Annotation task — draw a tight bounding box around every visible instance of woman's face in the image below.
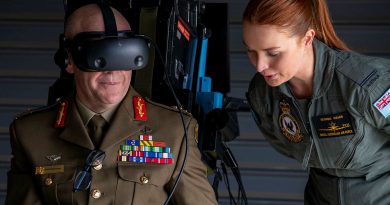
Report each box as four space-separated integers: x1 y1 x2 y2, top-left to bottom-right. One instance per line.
242 21 312 87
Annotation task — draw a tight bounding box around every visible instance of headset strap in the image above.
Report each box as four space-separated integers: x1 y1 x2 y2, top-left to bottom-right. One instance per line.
133 7 158 98
97 1 117 36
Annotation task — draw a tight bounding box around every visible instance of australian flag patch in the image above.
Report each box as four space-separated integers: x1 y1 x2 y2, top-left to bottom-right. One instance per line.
374 87 390 118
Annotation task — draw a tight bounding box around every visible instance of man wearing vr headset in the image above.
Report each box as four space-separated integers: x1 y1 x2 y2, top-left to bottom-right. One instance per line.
6 3 217 205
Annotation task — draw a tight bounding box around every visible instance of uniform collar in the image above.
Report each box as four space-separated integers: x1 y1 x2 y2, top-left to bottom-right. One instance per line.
58 86 146 150
99 87 146 150
75 98 119 126
310 38 337 99
277 39 337 99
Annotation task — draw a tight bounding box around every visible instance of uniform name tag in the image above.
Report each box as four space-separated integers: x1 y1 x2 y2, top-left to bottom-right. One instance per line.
35 165 64 175
313 112 355 138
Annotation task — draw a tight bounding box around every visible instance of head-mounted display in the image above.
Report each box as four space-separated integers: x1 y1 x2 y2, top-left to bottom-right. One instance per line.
67 31 150 71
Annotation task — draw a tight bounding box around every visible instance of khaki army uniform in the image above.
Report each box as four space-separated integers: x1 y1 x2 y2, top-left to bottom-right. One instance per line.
6 87 218 205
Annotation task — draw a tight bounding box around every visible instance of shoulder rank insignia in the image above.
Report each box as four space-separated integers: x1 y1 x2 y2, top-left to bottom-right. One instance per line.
133 96 148 121
278 101 303 143
54 100 69 128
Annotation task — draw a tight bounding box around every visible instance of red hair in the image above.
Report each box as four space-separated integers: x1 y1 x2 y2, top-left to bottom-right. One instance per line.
243 0 349 50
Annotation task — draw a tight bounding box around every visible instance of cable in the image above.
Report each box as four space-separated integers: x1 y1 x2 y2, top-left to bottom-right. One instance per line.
139 35 189 205
221 162 237 205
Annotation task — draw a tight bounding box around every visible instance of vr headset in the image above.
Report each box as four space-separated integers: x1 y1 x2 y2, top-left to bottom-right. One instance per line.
55 1 150 72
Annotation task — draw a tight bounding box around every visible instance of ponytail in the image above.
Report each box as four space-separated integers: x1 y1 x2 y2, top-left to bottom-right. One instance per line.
312 0 349 50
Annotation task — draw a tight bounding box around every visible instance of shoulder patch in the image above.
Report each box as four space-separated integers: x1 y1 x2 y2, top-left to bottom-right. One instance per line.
373 87 390 118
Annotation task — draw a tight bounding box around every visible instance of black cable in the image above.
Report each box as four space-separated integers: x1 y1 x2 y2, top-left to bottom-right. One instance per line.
212 167 222 201
221 162 237 205
232 167 248 205
139 35 189 205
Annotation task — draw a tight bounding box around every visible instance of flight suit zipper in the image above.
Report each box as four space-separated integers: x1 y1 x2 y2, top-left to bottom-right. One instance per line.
335 129 363 168
289 98 313 170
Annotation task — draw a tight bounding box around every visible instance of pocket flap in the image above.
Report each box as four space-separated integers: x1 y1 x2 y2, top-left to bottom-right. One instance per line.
117 163 172 186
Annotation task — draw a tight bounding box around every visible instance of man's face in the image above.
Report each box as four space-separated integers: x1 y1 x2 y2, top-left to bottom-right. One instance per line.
72 69 132 112
65 5 133 112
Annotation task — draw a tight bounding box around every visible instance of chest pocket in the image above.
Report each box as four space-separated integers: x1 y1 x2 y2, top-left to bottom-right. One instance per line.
312 110 364 168
115 162 174 204
117 162 172 186
37 164 78 205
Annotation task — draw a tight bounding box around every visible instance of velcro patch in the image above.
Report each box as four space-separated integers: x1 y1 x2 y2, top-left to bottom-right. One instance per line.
313 112 355 138
374 87 390 118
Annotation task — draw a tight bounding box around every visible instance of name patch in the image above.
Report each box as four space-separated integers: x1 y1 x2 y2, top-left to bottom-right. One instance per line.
313 112 355 138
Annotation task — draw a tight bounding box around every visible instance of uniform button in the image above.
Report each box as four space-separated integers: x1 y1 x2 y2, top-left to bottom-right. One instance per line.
91 189 102 199
140 176 149 184
93 163 103 170
92 159 103 166
45 177 53 186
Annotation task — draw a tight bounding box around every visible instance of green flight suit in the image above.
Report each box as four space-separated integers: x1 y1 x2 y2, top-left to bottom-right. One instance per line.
247 39 390 205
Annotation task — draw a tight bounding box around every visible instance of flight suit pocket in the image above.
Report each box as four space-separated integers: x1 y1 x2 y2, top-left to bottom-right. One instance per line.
313 111 363 168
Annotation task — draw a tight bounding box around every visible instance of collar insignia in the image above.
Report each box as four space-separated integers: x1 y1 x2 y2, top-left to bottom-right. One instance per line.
54 100 69 128
133 96 147 121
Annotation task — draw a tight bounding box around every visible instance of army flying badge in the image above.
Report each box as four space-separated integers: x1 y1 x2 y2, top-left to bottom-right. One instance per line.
278 101 303 143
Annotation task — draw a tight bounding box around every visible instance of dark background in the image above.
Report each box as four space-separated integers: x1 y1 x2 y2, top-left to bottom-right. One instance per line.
1 0 389 204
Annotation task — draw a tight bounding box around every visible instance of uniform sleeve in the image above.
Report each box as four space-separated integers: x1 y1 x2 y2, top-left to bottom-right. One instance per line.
5 121 43 205
169 117 218 205
362 83 390 136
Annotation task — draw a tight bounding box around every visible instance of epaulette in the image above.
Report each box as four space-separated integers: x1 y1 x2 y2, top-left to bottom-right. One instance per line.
15 102 59 120
336 53 382 90
143 97 193 117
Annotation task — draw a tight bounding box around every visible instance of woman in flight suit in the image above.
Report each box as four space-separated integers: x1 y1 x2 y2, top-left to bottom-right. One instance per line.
243 0 390 204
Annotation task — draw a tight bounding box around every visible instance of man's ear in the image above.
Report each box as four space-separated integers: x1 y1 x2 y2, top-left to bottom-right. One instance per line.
65 53 75 74
303 28 316 47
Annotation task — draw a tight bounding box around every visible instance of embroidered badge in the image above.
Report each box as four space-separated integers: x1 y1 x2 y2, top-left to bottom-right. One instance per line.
278 101 303 143
133 96 148 121
374 87 390 118
54 100 69 128
46 154 61 162
313 112 355 138
117 135 173 164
